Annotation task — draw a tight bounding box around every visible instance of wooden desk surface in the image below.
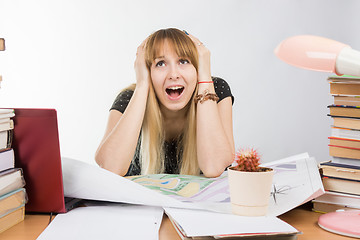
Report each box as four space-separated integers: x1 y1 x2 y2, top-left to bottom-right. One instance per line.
0 208 355 240
279 208 353 240
0 214 54 240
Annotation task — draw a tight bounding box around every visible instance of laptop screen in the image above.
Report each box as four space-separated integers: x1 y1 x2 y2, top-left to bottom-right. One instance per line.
12 108 66 213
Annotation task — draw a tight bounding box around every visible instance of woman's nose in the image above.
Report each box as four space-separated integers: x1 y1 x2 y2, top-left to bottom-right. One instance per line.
168 65 180 80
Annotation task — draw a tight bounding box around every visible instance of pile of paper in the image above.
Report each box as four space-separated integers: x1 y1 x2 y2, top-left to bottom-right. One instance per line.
38 153 324 239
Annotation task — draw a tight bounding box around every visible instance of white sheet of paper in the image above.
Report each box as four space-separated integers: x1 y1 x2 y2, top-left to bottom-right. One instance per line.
62 157 203 210
37 204 164 240
262 153 324 216
164 207 298 237
62 152 324 217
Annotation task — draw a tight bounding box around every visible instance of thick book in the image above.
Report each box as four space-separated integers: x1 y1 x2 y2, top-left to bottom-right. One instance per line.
312 191 360 209
331 126 360 140
0 188 27 217
0 120 13 132
322 176 360 196
332 157 360 167
0 149 15 172
320 161 360 181
330 82 360 96
0 109 15 119
0 168 26 196
0 130 13 151
329 136 360 149
328 75 360 82
0 206 25 234
0 117 12 124
329 144 360 160
332 117 360 130
334 95 360 106
312 201 358 213
328 105 360 118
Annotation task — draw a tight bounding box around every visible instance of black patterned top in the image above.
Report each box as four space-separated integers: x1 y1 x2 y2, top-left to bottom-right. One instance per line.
110 77 234 176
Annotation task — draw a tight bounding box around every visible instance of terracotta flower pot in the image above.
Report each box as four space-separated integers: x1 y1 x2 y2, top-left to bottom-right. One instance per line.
228 166 274 216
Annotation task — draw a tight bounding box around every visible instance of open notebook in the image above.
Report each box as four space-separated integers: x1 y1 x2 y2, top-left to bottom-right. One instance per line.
11 108 82 213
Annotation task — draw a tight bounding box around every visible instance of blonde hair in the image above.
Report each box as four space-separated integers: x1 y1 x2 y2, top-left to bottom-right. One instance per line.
139 28 200 175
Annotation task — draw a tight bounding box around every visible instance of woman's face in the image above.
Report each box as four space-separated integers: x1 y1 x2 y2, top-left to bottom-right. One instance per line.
150 39 197 113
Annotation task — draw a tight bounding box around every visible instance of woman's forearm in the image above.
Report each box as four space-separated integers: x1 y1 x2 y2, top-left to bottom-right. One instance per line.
196 83 235 177
95 83 149 176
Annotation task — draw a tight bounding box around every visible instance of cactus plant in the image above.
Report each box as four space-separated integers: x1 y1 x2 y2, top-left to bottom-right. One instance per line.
232 148 262 172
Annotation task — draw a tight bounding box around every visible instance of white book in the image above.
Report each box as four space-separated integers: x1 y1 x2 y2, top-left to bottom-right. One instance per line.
0 120 14 132
332 157 360 167
0 149 15 172
0 131 9 150
313 191 360 209
0 118 11 124
0 109 14 114
0 168 26 197
331 127 360 140
0 109 14 119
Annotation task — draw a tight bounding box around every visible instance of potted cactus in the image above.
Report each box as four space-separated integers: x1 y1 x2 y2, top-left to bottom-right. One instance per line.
228 148 274 216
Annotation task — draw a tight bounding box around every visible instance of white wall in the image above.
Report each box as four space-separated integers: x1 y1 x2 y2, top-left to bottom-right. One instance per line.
1 0 359 165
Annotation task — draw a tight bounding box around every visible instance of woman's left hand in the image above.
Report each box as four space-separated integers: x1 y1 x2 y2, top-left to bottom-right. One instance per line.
186 32 212 82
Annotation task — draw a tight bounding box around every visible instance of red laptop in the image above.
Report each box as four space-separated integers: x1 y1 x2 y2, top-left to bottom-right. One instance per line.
10 108 82 213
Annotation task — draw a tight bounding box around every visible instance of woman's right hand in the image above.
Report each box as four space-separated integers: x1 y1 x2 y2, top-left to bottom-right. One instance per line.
134 39 150 89
96 39 151 176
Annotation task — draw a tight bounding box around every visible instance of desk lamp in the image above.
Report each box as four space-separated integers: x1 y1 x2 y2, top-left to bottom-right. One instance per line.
274 35 360 238
274 35 360 77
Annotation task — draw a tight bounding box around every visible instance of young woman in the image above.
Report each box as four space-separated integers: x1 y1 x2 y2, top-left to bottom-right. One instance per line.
95 28 234 177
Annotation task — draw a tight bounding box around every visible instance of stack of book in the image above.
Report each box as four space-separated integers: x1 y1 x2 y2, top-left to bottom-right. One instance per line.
312 75 360 213
0 109 27 233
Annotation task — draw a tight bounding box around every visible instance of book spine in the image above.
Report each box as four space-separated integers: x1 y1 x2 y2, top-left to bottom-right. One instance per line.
0 207 25 234
330 82 360 95
321 161 360 170
329 145 360 160
0 38 4 51
322 177 360 196
331 127 360 140
328 144 360 151
321 167 360 181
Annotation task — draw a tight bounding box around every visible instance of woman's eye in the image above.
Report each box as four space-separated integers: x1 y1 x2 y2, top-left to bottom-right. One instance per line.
155 61 165 67
179 59 189 65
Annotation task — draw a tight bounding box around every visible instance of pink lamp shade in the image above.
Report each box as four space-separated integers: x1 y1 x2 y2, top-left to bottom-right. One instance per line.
274 35 360 77
318 210 360 238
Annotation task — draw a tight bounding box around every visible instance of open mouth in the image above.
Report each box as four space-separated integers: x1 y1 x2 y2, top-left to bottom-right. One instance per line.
165 86 184 99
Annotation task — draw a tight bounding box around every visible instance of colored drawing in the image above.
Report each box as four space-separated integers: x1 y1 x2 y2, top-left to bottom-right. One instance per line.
126 174 229 202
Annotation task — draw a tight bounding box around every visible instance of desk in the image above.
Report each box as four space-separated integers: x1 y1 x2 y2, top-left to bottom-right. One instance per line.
0 214 55 240
0 208 354 240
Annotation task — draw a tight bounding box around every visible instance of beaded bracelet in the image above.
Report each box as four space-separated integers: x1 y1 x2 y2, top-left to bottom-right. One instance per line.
194 89 219 104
